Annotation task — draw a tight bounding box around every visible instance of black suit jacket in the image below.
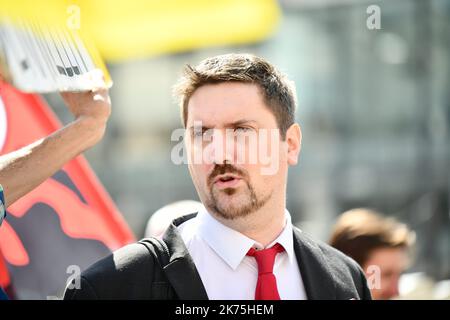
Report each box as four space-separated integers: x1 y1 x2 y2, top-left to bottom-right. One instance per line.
64 213 371 300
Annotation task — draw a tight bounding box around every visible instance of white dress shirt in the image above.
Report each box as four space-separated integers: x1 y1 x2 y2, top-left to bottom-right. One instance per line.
177 206 307 300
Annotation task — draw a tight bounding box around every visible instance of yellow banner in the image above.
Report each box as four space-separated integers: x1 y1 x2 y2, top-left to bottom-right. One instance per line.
1 0 281 62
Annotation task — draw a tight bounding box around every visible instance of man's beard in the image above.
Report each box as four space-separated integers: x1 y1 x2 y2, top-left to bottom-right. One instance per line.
205 163 271 220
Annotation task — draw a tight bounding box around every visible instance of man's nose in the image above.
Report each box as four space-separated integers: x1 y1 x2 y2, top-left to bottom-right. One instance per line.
210 129 234 164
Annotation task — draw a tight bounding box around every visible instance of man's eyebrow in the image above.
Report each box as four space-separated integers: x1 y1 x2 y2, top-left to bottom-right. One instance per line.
187 119 257 131
188 124 212 131
223 119 257 127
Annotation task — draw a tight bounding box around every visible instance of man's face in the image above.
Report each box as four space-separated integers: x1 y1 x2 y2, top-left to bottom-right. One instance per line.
184 82 300 220
363 247 410 300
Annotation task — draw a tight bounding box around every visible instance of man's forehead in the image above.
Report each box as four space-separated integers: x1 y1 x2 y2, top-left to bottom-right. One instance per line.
187 83 271 127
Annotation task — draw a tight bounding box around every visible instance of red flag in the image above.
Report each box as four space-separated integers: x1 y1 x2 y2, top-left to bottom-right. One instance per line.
0 81 135 299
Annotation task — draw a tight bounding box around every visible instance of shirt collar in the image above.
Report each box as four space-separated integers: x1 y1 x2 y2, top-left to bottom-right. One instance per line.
195 206 296 270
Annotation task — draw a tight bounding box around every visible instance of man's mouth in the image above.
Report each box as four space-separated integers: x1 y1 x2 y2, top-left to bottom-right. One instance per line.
213 173 242 189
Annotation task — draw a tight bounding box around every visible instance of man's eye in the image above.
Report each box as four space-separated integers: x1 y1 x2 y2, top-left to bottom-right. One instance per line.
192 129 207 138
192 129 213 141
234 127 251 134
193 130 203 137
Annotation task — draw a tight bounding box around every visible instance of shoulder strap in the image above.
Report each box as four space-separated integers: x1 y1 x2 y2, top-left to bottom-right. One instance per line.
138 237 175 299
139 237 170 267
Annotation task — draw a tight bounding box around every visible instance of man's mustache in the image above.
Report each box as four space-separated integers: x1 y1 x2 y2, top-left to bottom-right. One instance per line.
207 163 248 187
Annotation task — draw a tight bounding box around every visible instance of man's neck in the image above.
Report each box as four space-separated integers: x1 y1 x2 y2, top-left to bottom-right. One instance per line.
210 199 287 247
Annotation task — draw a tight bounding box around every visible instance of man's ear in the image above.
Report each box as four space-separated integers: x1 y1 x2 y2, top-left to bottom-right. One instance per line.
286 123 302 166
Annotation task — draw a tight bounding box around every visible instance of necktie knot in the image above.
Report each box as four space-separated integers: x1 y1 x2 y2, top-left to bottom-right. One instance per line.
247 243 285 272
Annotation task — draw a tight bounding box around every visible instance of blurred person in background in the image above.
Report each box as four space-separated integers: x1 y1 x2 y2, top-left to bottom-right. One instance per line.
329 208 416 300
144 200 203 238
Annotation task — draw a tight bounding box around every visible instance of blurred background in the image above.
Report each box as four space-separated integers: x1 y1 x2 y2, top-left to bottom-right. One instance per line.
42 0 449 298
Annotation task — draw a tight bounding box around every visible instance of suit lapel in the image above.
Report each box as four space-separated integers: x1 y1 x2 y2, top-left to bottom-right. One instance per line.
161 213 209 300
293 227 337 299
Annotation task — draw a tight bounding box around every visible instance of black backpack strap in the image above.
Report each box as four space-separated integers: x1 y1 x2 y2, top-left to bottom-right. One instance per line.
139 237 176 299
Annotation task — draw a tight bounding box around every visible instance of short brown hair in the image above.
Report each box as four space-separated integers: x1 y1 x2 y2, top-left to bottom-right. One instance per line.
329 208 416 266
173 53 297 139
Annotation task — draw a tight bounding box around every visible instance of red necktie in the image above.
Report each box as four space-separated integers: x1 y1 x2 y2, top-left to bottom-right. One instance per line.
247 243 285 300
